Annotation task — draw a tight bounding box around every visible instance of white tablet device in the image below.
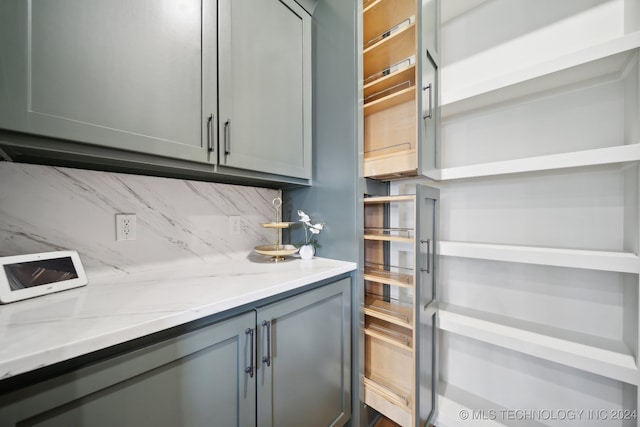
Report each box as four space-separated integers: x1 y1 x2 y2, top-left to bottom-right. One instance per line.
0 251 88 304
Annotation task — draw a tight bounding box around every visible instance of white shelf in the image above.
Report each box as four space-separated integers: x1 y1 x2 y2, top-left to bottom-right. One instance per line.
435 382 534 427
439 304 639 385
427 144 640 181
438 241 640 274
440 0 491 25
441 32 640 118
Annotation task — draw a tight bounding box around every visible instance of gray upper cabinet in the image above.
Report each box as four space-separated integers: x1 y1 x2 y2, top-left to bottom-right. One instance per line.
218 0 312 180
0 0 312 186
0 0 217 165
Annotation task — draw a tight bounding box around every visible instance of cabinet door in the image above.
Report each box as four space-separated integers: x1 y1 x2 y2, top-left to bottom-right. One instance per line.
421 0 440 59
416 184 439 426
218 0 311 180
0 0 216 165
256 278 351 427
0 312 256 427
419 50 440 175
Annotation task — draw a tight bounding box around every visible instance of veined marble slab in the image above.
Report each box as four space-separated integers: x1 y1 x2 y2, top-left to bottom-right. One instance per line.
0 162 282 276
0 255 356 380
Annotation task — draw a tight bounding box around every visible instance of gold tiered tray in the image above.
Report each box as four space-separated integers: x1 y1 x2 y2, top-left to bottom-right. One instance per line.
254 243 298 259
254 198 298 262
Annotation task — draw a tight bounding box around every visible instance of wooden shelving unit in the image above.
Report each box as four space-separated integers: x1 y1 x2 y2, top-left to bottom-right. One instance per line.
363 194 418 426
362 0 420 179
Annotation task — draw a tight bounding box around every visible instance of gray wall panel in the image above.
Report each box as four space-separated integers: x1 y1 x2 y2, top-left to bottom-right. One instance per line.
284 0 359 264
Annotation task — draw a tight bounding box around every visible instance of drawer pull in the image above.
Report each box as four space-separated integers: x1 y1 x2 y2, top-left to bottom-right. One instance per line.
422 83 432 120
261 320 272 367
207 114 214 152
224 119 231 155
245 328 255 378
420 239 431 274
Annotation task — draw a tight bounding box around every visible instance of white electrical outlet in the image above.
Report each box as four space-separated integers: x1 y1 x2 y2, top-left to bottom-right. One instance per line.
116 214 137 241
230 216 242 235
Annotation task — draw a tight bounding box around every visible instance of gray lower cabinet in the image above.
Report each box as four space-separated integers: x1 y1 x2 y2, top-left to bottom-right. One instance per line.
0 311 255 427
0 0 217 165
0 277 351 427
218 0 312 180
256 278 351 427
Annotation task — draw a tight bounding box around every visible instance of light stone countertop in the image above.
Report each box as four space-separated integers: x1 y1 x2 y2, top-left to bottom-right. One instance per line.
0 254 356 380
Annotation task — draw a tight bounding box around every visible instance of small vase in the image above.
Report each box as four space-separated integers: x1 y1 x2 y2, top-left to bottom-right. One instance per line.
299 244 315 260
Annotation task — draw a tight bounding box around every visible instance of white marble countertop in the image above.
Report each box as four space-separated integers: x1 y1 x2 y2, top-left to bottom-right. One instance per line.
0 254 356 381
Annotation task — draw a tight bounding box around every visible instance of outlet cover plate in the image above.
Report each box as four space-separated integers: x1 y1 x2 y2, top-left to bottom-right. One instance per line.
116 214 137 241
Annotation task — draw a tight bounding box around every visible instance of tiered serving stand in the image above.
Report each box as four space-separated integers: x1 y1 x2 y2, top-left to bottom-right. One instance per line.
254 197 298 262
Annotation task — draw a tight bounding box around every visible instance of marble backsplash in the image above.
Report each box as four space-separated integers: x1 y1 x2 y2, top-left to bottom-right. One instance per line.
0 162 281 277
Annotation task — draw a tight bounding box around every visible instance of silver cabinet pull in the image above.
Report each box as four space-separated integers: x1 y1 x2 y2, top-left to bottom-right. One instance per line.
420 239 431 274
261 320 271 367
224 119 231 155
207 114 214 152
245 328 255 378
422 83 432 120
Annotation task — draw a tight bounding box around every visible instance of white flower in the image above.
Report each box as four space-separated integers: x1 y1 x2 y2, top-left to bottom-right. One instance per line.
295 209 325 247
297 210 311 223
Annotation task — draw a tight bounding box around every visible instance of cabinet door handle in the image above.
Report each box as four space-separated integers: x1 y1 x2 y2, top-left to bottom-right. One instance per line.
420 239 431 274
245 328 255 378
207 114 214 152
224 119 231 155
422 83 432 120
261 320 272 367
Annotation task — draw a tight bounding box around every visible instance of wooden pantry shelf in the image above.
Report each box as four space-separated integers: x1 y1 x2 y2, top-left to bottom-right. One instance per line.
439 304 638 385
364 295 414 328
364 87 416 116
364 268 413 288
438 241 640 274
441 32 640 117
364 194 416 204
364 64 415 97
364 148 418 178
364 377 413 427
363 0 415 44
431 144 640 181
365 321 413 350
365 233 414 244
363 22 416 78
